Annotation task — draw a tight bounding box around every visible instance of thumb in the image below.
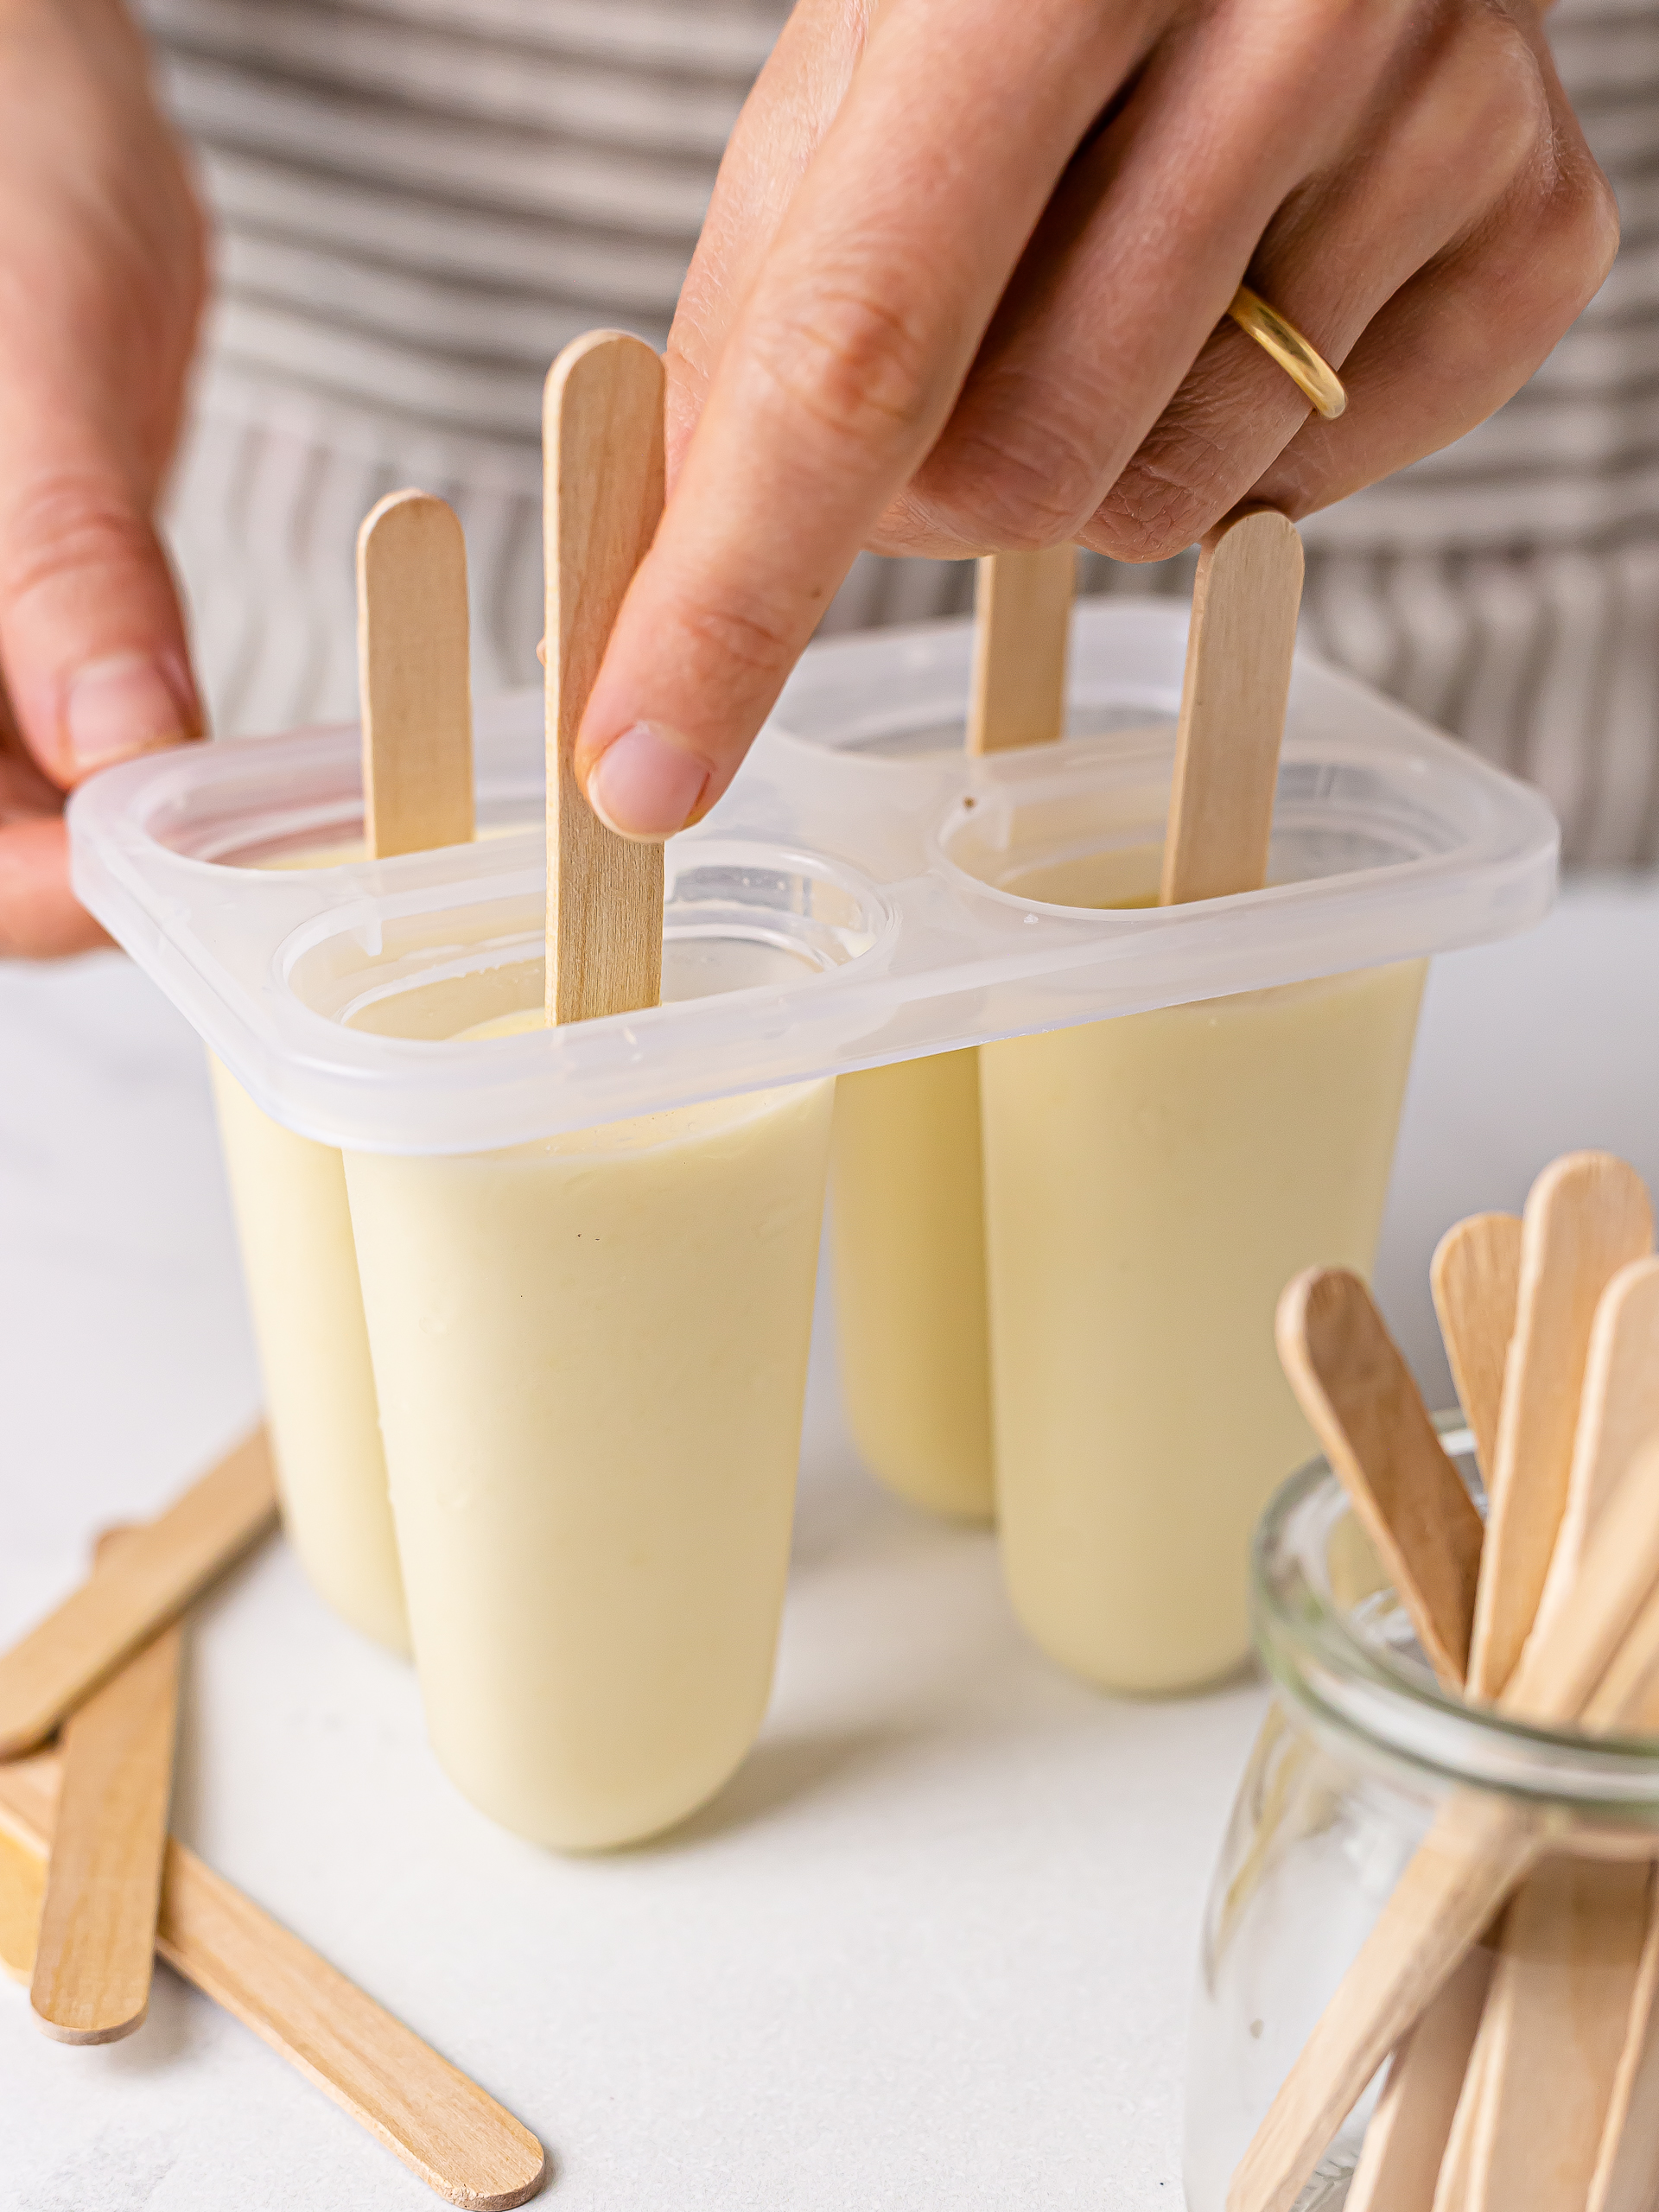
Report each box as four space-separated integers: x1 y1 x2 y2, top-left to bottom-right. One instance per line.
0 450 202 790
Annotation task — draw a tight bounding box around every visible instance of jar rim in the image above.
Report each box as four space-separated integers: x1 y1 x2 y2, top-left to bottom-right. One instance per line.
1252 1415 1659 1821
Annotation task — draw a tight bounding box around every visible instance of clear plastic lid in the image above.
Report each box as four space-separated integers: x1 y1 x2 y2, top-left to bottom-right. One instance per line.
67 598 1558 1155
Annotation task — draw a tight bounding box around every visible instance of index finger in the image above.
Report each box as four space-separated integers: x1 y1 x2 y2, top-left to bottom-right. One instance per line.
574 0 1143 840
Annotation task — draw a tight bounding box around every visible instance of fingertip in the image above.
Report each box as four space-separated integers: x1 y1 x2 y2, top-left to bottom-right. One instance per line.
58 650 202 783
0 817 113 960
583 723 712 842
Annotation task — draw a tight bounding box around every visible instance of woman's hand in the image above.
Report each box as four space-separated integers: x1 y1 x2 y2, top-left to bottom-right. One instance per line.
0 0 206 956
575 0 1616 842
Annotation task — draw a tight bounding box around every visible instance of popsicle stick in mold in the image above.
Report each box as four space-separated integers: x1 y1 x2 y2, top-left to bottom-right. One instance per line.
1159 506 1303 907
1275 1268 1483 1692
357 489 475 859
543 329 665 1025
964 546 1076 754
1226 1453 1659 2212
29 1527 178 2044
0 1427 276 1761
1468 1152 1652 1703
0 1758 548 2210
1431 1211 1522 1489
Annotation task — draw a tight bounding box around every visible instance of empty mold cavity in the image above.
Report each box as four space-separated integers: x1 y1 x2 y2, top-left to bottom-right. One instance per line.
123 727 542 868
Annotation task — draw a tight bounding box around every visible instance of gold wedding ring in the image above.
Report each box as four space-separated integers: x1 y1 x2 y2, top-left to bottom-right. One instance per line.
1226 284 1347 421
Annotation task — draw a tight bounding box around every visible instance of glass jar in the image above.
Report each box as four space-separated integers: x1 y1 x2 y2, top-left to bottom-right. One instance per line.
1185 1417 1659 2211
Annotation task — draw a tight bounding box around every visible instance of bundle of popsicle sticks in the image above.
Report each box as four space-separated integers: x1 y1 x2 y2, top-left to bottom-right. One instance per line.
1234 1149 1659 2212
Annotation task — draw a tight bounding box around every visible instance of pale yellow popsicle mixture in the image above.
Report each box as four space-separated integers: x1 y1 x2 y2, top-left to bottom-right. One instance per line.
830 1051 994 1520
343 1046 834 1851
981 959 1426 1694
211 1063 407 1649
211 824 410 1652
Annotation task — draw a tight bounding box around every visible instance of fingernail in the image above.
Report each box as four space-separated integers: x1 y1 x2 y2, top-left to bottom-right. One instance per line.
587 723 709 841
64 652 196 772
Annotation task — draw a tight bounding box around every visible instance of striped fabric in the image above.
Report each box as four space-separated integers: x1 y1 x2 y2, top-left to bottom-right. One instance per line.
144 0 1659 861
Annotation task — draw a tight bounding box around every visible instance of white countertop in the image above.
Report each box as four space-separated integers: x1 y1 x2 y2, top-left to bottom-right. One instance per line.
4 878 1659 2211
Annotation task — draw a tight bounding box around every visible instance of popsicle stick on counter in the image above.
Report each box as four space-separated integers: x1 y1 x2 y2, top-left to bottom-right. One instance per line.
0 1761 546 2212
0 1821 45 1983
0 1427 276 1760
1160 507 1304 907
1431 1211 1522 1488
1469 1151 1651 1701
965 546 1075 755
544 329 665 1025
358 489 474 859
1276 1268 1483 1691
1228 1445 1659 2212
29 1528 179 2044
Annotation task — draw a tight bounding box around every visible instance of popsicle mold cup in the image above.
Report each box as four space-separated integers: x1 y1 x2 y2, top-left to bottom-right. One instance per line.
209 1053 408 1652
69 598 1557 1740
981 957 1426 1691
346 1063 833 1847
830 1048 995 1521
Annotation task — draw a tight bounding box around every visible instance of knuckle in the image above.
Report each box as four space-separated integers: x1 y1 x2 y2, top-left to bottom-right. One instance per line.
1440 10 1551 198
1087 402 1241 564
1504 157 1622 331
1086 486 1208 569
671 588 800 688
918 409 1102 551
747 276 940 453
0 473 159 613
1548 163 1622 302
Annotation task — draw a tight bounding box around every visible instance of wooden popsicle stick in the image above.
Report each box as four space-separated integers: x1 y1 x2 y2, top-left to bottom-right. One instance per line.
1160 507 1303 906
964 546 1076 755
0 1821 45 1983
1591 1899 1659 2212
1431 1212 1523 1489
1427 1986 1496 2212
1276 1269 1484 1691
1534 1256 1659 1641
543 329 665 1026
0 1427 276 1760
1458 1271 1659 2212
1460 1856 1651 2212
29 1528 178 2044
1469 1153 1652 1701
1295 1236 1499 2212
0 1759 546 2210
1227 1458 1659 2212
358 489 474 860
1581 1447 1659 1727
1345 1948 1493 2212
